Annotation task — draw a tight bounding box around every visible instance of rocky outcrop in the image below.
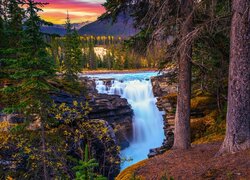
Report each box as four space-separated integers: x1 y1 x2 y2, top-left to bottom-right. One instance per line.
52 78 133 150
0 113 24 124
50 78 133 178
149 74 177 158
88 94 133 149
151 74 177 97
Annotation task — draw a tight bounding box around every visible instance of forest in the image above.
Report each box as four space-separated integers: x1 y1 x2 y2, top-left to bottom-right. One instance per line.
0 0 249 180
49 34 159 70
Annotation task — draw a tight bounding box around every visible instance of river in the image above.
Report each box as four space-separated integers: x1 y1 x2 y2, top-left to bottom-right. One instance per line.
87 72 165 170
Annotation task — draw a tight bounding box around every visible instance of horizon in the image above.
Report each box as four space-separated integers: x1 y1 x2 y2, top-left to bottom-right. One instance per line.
39 0 106 24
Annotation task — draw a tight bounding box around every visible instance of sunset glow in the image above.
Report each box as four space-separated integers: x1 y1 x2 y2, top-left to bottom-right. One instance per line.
39 0 106 24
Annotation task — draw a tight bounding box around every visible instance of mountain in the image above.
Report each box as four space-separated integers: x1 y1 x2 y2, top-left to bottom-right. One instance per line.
72 21 91 30
41 14 138 37
41 22 90 36
78 13 138 37
41 24 66 36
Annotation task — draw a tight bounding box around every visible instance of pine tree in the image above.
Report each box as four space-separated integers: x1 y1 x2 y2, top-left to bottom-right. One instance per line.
2 1 55 179
5 0 23 47
0 0 24 84
0 0 4 49
73 145 107 180
218 0 250 154
88 43 97 70
173 0 193 150
63 13 82 80
124 50 129 69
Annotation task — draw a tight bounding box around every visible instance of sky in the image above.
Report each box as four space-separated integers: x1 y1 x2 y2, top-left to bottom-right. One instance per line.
39 0 106 24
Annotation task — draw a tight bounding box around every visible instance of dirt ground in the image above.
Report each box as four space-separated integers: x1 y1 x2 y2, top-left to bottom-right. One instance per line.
117 142 250 180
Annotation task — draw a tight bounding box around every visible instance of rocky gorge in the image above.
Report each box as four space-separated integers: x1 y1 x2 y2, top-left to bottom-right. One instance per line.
0 72 178 179
0 77 134 179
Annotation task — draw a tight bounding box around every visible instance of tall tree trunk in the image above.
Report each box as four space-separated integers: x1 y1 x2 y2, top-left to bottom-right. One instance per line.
41 121 48 180
173 0 193 150
40 107 48 180
218 0 250 154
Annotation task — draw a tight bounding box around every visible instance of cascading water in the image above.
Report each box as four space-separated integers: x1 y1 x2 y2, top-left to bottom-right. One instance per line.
92 72 165 170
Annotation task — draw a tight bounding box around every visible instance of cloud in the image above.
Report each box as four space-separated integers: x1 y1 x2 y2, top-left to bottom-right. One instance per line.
39 0 105 24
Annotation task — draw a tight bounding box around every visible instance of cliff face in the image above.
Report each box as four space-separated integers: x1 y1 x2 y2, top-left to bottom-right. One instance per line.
81 77 134 150
48 77 133 150
149 74 177 157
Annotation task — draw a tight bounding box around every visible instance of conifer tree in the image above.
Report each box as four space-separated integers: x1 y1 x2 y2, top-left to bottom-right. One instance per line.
5 0 23 47
88 43 97 70
63 13 82 80
0 0 4 49
218 0 250 154
0 0 23 83
2 0 55 179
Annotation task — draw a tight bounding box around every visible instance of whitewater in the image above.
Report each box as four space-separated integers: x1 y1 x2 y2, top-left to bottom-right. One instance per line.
89 72 165 170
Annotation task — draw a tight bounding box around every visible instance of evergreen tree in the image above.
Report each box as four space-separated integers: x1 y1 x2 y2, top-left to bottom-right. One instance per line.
173 0 193 150
82 49 88 69
218 0 250 154
5 0 23 47
88 43 97 70
2 1 55 179
63 13 82 80
124 50 129 69
0 0 4 49
0 0 24 83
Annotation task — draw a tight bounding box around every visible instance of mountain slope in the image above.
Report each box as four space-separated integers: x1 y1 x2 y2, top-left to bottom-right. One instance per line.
41 25 66 36
78 13 138 37
41 22 90 36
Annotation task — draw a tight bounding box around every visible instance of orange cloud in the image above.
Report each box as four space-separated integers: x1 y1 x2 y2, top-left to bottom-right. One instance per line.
39 0 105 24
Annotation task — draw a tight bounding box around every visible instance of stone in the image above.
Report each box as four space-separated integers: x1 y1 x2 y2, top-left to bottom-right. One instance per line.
147 72 177 158
0 113 24 124
50 78 134 150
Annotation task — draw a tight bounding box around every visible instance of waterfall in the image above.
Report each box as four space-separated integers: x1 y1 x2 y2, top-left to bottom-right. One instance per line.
94 73 165 170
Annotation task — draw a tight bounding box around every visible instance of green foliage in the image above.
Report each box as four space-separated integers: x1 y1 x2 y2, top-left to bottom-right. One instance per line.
0 100 119 179
123 29 152 55
73 145 107 180
62 13 82 81
0 0 24 81
1 0 55 115
49 34 156 71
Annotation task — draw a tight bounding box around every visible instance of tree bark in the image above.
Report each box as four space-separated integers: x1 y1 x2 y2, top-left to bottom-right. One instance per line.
40 107 48 180
173 0 193 150
218 0 250 154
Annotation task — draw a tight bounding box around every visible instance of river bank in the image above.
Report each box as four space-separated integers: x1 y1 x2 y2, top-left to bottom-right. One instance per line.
116 142 250 180
81 69 158 75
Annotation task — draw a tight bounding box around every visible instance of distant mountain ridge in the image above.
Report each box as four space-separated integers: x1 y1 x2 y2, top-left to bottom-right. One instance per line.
41 13 138 37
41 24 66 36
41 21 91 36
78 13 138 37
